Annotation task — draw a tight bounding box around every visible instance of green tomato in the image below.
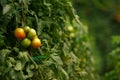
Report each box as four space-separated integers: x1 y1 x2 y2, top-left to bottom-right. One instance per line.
27 28 37 40
67 25 74 32
21 38 31 48
24 26 30 33
70 33 75 38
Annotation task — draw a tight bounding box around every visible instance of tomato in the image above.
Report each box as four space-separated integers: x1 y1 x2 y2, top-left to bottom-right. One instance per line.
33 35 38 39
21 38 31 48
70 33 75 38
27 28 37 40
31 38 41 48
67 25 74 32
14 28 26 39
115 14 120 23
24 26 30 33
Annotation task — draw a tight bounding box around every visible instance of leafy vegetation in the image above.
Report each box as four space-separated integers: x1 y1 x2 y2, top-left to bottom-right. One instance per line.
73 0 120 79
1 0 120 79
0 0 96 80
103 36 120 80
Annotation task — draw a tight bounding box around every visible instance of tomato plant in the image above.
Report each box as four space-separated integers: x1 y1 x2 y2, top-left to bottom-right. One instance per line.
0 0 96 80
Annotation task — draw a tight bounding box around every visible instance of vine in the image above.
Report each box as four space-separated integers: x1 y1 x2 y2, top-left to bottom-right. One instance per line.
0 0 96 80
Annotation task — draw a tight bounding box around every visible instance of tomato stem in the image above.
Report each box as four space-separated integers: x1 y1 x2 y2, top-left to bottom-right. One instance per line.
20 1 26 27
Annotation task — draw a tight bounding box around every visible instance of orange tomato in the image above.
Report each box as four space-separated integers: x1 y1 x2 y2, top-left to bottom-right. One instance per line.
14 28 26 39
31 38 41 48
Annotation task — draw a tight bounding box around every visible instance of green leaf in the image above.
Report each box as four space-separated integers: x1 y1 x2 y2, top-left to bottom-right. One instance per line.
51 53 63 65
26 64 34 77
69 52 78 63
43 60 54 66
0 39 5 47
60 68 69 80
0 0 7 7
0 49 11 64
8 57 16 63
3 67 12 76
3 4 11 14
6 60 13 68
32 55 47 60
9 69 17 79
112 36 120 45
63 43 70 56
18 51 29 62
14 61 22 71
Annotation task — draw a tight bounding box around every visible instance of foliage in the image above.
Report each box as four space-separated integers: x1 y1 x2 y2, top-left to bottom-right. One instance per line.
0 0 96 80
103 36 120 80
73 0 120 78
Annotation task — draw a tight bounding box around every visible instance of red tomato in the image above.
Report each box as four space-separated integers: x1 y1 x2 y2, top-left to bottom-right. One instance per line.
14 28 26 39
31 38 41 48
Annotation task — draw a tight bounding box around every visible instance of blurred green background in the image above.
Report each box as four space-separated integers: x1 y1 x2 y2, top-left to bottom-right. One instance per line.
73 0 120 79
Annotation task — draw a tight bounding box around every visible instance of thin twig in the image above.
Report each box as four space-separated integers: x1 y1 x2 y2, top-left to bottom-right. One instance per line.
20 1 26 26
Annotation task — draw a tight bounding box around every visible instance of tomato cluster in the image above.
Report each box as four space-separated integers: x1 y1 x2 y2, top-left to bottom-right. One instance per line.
67 25 75 38
14 26 41 49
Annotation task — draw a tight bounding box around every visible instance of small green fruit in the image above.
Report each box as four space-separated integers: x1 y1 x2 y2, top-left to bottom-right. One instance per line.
70 33 75 38
24 26 30 33
21 38 31 48
68 25 74 32
27 28 37 40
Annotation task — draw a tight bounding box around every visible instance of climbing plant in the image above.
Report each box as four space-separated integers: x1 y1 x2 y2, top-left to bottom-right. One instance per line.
0 0 96 80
